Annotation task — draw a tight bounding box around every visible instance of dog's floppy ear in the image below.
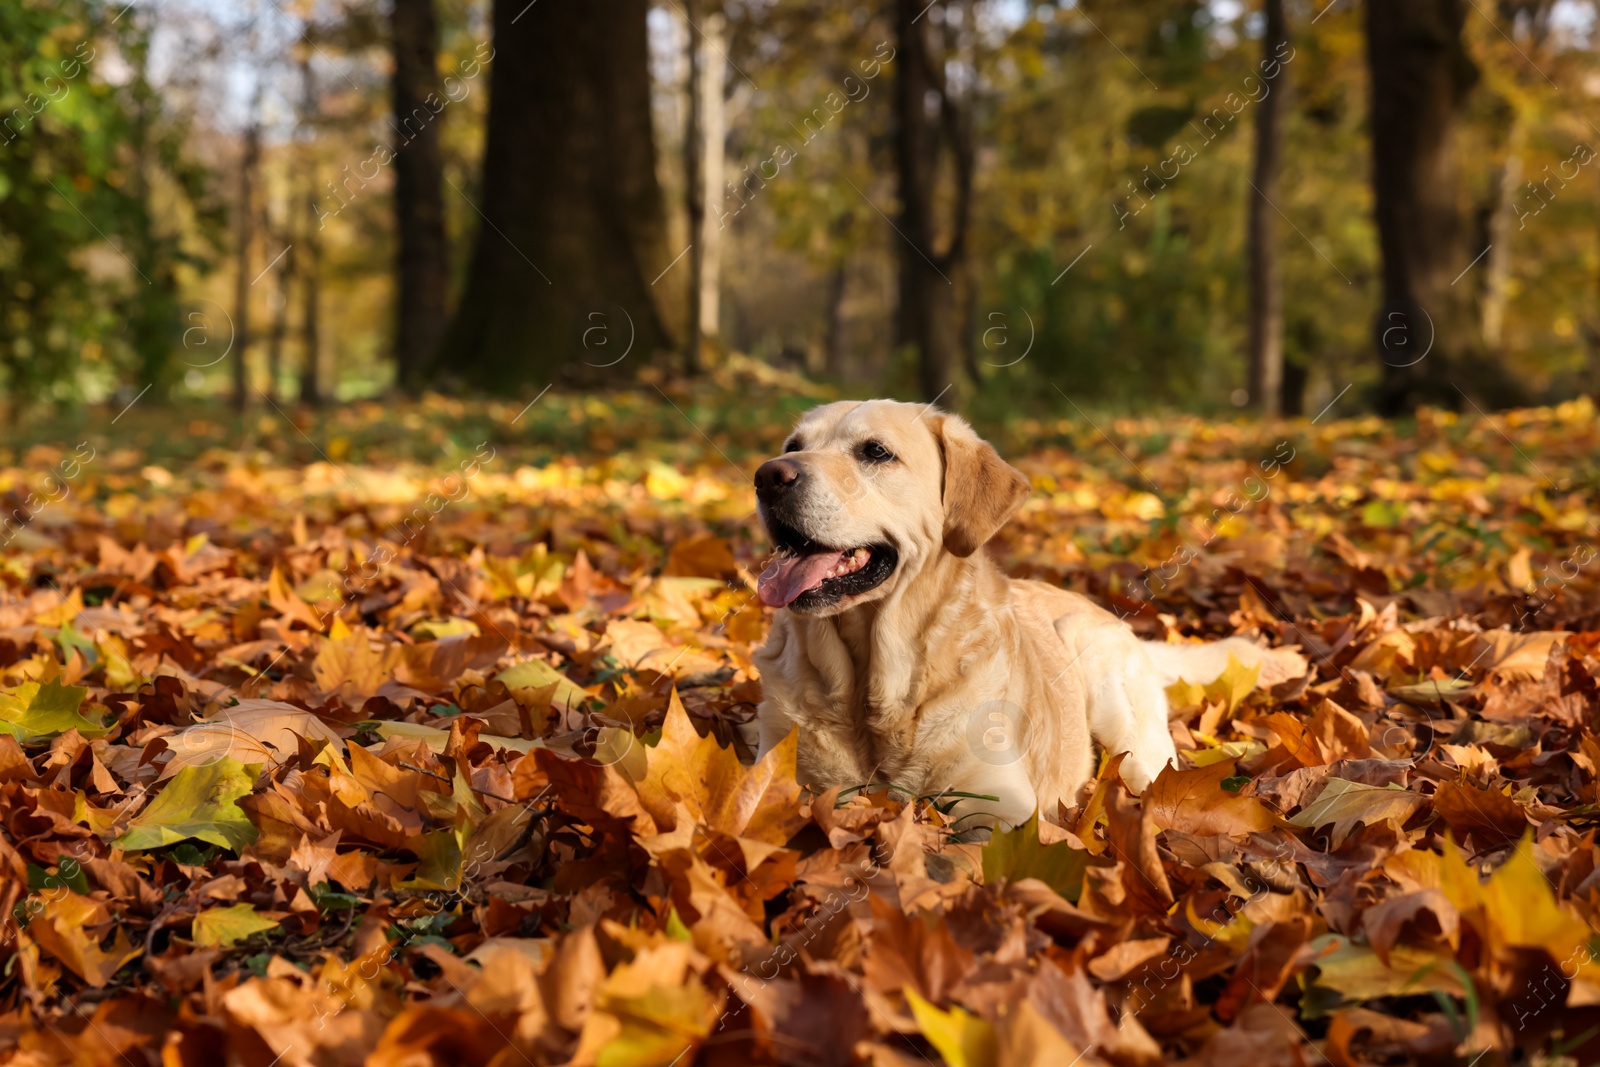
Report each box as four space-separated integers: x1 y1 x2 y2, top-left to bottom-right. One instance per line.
933 414 1031 557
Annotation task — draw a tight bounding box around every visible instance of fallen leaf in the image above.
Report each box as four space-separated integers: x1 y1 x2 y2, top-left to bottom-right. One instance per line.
1145 760 1276 837
191 903 280 947
115 757 259 852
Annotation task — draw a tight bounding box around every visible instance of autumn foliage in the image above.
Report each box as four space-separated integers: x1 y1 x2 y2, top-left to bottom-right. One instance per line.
3 392 1600 1065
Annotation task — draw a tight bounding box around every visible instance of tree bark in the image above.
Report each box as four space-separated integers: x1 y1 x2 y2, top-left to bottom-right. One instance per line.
390 0 450 393
230 97 261 412
1365 0 1524 412
439 0 671 390
1247 0 1288 417
682 0 704 375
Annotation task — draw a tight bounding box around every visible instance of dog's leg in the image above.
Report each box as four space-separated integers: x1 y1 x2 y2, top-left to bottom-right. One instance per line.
1055 620 1177 793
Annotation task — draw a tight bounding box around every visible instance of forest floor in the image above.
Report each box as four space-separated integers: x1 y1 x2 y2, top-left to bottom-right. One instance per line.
2 378 1599 1066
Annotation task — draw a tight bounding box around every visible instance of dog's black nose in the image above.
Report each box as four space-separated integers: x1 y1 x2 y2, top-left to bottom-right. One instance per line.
754 457 801 498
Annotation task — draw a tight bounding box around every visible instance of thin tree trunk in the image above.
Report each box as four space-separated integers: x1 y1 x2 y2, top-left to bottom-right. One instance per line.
300 190 322 405
391 0 450 392
440 0 671 391
230 95 261 412
682 0 704 376
1247 0 1288 417
1480 129 1522 349
824 262 847 378
1280 359 1308 416
299 59 322 406
699 9 727 342
265 192 294 404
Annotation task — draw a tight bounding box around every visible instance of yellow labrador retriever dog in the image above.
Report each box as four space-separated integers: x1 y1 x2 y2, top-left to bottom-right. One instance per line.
751 400 1294 828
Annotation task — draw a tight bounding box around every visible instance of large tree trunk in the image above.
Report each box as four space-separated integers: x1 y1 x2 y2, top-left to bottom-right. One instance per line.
1246 0 1288 417
230 100 261 412
439 0 671 390
1365 0 1524 412
391 0 450 393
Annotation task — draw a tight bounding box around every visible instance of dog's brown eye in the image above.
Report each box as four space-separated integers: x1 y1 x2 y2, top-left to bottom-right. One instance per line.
858 440 894 463
783 439 803 454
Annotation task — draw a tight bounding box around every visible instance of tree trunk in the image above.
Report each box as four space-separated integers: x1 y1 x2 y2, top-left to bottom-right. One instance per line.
128 19 178 396
1480 130 1522 350
893 0 969 404
894 0 946 402
265 193 294 403
682 0 704 375
299 59 322 406
230 99 261 412
1247 0 1288 417
1365 0 1524 412
439 0 672 390
1280 359 1308 416
391 0 450 393
824 261 847 378
699 9 727 342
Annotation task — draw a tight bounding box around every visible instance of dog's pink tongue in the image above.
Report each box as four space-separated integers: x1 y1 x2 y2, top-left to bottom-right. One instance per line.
758 552 842 607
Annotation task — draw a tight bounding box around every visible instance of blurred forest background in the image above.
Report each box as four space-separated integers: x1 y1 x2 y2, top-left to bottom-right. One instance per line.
3 0 1599 428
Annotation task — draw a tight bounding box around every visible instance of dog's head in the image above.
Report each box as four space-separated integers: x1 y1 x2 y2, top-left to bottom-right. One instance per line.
753 400 1031 615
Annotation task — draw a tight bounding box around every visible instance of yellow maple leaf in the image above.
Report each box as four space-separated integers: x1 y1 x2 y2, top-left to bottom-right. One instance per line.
623 689 807 847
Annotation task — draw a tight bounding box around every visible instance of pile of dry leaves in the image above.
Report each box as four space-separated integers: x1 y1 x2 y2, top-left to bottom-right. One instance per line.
1 393 1599 1066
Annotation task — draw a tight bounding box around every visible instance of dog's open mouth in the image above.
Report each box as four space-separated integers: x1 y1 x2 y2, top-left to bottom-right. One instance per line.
758 520 898 609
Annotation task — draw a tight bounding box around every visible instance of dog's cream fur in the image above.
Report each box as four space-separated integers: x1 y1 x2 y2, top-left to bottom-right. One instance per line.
752 400 1295 827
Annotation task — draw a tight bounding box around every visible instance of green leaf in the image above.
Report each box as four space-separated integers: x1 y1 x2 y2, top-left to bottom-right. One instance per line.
0 679 106 742
191 903 279 948
980 810 1089 902
26 856 88 895
114 758 259 853
53 624 98 669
